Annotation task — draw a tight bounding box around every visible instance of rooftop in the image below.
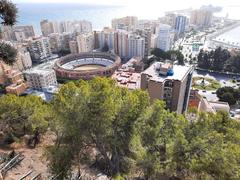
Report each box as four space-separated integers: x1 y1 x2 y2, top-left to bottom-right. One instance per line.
142 62 193 83
112 69 140 90
24 69 54 76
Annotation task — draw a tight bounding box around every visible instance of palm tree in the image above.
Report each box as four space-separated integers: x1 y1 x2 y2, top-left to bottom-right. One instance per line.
0 0 18 65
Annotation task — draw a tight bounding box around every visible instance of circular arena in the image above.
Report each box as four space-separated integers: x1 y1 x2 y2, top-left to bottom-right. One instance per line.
54 52 121 80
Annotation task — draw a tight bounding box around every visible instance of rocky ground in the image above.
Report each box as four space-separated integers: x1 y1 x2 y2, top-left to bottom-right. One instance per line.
0 131 108 180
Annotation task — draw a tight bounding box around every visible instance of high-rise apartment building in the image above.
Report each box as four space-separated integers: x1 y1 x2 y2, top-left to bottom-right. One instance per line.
141 62 193 113
26 37 52 62
175 15 187 37
69 41 78 54
77 33 94 53
48 33 62 53
190 9 213 28
96 27 115 51
114 30 129 59
112 16 138 31
156 24 174 51
40 20 54 36
128 34 145 59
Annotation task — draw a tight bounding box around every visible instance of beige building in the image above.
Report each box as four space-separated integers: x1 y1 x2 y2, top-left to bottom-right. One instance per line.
112 16 138 31
69 41 78 54
141 62 193 113
40 20 54 36
77 33 94 53
190 9 213 28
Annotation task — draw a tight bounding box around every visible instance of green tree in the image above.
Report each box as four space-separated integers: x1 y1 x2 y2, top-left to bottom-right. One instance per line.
216 86 240 105
47 78 149 179
224 54 240 73
137 101 188 179
151 48 167 59
0 0 18 65
0 0 17 26
0 41 17 65
0 95 50 143
166 50 185 65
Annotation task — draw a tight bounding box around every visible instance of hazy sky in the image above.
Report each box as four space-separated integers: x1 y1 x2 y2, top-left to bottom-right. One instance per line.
12 0 240 7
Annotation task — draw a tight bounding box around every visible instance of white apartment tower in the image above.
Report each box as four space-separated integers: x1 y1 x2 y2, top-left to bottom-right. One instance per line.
156 24 174 51
128 34 145 59
26 37 52 62
77 33 94 53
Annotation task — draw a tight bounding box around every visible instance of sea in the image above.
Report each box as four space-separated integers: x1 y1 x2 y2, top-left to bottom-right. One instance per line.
215 26 240 46
16 3 240 39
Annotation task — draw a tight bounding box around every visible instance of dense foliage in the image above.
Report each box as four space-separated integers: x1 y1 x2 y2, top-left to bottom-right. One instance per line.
197 47 240 73
216 86 240 105
0 95 50 143
45 78 240 179
0 0 17 26
0 41 17 65
0 0 18 65
151 48 184 65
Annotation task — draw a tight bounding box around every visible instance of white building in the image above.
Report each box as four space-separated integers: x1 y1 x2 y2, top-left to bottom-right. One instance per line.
77 33 94 53
151 34 158 49
96 28 115 50
25 69 57 90
156 24 174 51
115 30 129 59
128 34 145 59
26 37 52 62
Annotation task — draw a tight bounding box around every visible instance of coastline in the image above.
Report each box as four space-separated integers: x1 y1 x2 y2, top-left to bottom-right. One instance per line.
207 21 240 49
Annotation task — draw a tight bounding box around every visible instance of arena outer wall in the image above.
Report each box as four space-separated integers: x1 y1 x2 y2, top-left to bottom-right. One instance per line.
54 52 121 80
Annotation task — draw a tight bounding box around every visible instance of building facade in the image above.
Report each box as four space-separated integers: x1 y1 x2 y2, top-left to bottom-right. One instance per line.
156 24 174 51
112 16 138 31
25 69 57 90
141 62 193 113
190 9 213 28
175 15 187 38
26 37 52 62
77 33 94 53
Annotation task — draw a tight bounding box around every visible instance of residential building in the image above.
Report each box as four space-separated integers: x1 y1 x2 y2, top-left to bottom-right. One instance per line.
26 37 52 62
112 16 138 31
114 30 129 60
160 13 176 28
69 41 78 54
25 69 57 90
2 25 35 42
156 24 174 51
135 29 152 59
190 9 213 28
128 34 145 59
141 62 193 113
40 19 54 36
175 15 187 38
96 27 115 50
48 33 62 53
151 34 158 49
188 89 230 113
77 33 94 53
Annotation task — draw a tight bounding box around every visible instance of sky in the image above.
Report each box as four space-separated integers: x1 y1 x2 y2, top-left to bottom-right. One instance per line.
12 0 240 21
12 0 240 7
